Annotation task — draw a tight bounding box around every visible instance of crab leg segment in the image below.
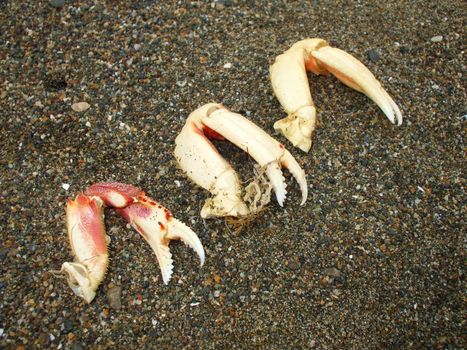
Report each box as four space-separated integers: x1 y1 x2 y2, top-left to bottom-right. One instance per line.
175 103 307 218
270 38 403 152
61 195 109 303
61 182 204 302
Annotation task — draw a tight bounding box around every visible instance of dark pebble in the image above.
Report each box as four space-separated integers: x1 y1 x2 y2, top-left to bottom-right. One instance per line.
63 319 73 333
399 46 410 54
367 49 381 62
214 0 232 7
49 0 65 8
0 248 9 260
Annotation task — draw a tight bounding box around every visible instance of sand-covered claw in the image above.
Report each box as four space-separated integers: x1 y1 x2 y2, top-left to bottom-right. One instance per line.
270 38 403 152
175 103 307 218
59 182 204 302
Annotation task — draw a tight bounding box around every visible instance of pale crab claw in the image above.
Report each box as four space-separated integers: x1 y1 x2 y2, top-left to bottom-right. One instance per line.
61 194 109 303
116 194 205 284
175 103 307 218
270 38 403 152
174 103 250 218
60 182 204 302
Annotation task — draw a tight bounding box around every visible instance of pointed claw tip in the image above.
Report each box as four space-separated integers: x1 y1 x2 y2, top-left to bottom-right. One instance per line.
198 252 205 267
396 114 403 126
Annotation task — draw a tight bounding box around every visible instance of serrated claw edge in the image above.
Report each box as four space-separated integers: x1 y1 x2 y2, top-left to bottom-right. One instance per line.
167 218 205 266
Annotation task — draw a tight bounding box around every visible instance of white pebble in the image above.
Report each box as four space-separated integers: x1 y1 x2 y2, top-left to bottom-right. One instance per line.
71 102 90 112
62 183 70 191
134 44 141 51
151 319 158 327
430 35 443 42
174 180 181 187
223 62 232 69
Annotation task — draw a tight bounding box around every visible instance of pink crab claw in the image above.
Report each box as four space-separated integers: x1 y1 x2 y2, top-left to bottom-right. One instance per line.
270 38 403 152
61 194 109 303
60 182 205 303
174 103 307 218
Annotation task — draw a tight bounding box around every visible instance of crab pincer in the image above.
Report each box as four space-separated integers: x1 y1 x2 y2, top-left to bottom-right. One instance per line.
270 38 403 152
174 103 308 218
60 182 204 303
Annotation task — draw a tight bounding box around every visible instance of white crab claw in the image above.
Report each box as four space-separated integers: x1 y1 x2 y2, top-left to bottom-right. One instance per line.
310 45 403 126
61 194 109 303
202 106 308 206
174 103 250 218
117 193 205 284
175 103 307 216
270 38 402 152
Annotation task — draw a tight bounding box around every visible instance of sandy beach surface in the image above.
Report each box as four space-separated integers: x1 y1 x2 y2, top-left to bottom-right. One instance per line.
1 1 464 348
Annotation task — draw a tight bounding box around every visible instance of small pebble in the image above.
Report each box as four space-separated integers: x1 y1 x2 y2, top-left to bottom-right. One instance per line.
223 62 232 69
71 102 90 112
63 319 73 333
107 285 122 310
134 44 141 51
71 343 84 350
323 267 342 278
212 0 227 9
62 183 70 191
430 35 443 42
49 0 64 8
367 49 380 62
287 259 300 270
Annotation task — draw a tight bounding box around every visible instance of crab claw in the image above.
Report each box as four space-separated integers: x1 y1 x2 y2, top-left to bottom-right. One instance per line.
117 194 205 284
175 103 307 217
60 182 204 302
61 194 109 303
174 103 250 218
270 38 403 152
